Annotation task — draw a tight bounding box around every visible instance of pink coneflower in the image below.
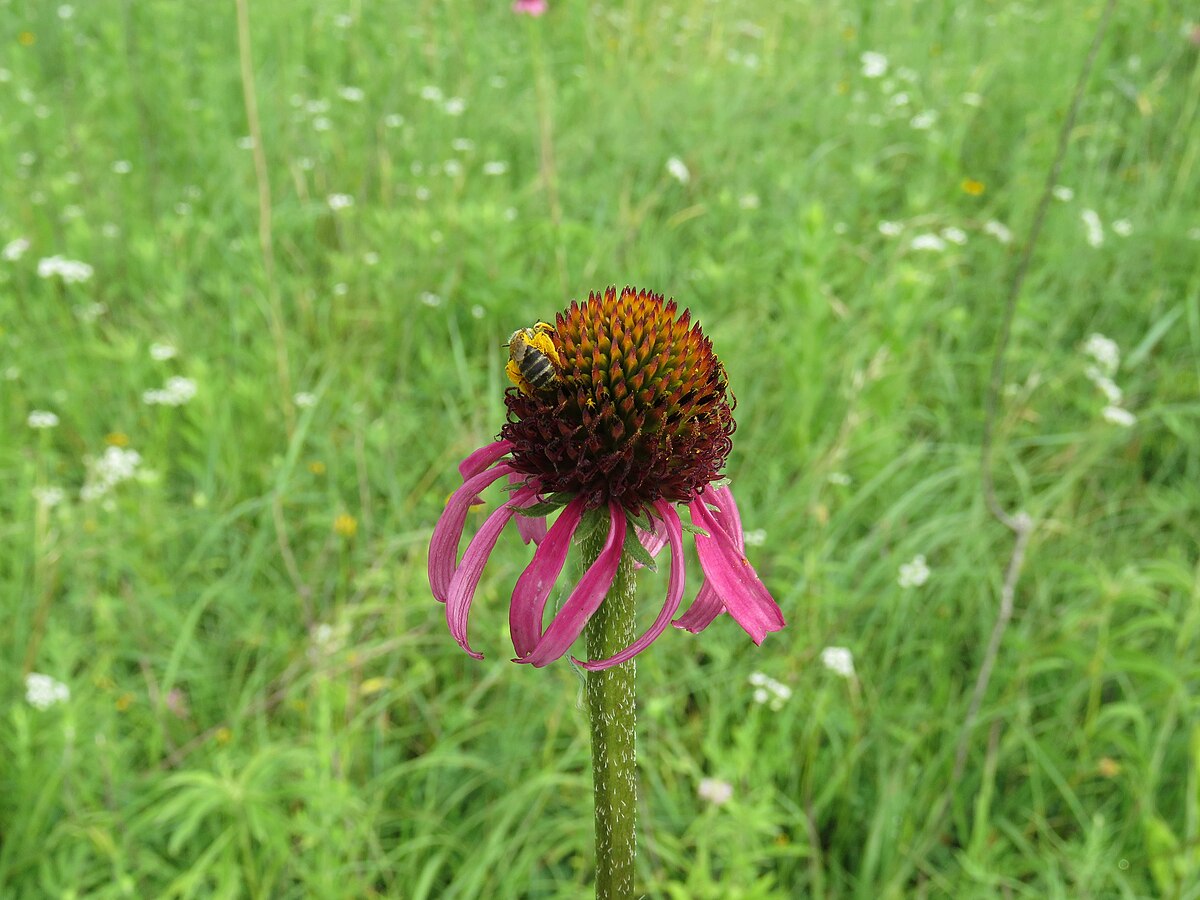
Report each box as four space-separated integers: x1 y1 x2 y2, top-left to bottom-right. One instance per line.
511 0 547 16
429 287 785 670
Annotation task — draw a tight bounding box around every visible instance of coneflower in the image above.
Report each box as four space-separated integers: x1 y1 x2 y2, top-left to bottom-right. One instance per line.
428 286 784 898
429 286 784 670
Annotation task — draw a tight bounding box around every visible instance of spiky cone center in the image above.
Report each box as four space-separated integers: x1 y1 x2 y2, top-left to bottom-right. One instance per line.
502 287 735 513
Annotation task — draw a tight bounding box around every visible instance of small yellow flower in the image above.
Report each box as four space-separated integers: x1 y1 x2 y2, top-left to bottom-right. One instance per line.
961 178 985 196
1097 757 1121 778
308 460 326 475
359 676 392 696
841 26 856 40
105 431 130 447
215 726 232 745
19 31 36 47
115 693 134 712
334 513 358 538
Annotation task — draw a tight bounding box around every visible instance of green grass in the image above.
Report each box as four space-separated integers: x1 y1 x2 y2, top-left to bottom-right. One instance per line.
3 0 1199 896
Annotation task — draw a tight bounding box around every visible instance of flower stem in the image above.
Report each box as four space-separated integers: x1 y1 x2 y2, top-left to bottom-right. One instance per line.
582 532 637 899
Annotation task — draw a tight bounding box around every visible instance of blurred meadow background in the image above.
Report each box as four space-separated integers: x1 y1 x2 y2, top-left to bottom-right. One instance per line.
4 0 1200 896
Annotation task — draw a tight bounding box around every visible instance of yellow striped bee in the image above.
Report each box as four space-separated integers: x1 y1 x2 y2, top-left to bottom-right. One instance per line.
506 321 561 395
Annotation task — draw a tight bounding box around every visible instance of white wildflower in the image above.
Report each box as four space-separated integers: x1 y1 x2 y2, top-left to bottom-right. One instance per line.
940 226 968 245
338 86 364 102
738 193 761 210
451 138 475 152
293 391 316 409
1111 219 1133 237
25 673 70 709
112 160 132 174
58 5 74 19
420 292 443 307
820 646 856 679
748 672 791 710
327 193 354 211
697 778 734 806
1082 333 1120 376
143 376 197 407
909 233 946 252
910 110 938 130
860 51 888 78
3 237 30 261
363 251 380 265
27 410 59 429
442 97 467 116
1085 367 1123 404
483 160 508 176
742 529 767 547
983 220 1013 244
1102 405 1136 427
312 116 332 132
81 446 142 501
305 99 330 115
333 283 348 296
333 13 353 27
1052 185 1074 202
384 113 405 128
878 220 902 237
33 486 66 508
828 472 852 486
74 301 107 322
236 135 255 150
37 255 94 283
149 342 178 361
665 156 691 185
897 554 930 588
889 91 910 107
443 159 464 177
1188 227 1200 241
471 305 485 319
1081 209 1104 247
420 85 444 102
961 92 983 107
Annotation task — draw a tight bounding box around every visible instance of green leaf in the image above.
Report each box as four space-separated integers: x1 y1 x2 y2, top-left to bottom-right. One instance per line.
681 523 710 539
623 522 657 572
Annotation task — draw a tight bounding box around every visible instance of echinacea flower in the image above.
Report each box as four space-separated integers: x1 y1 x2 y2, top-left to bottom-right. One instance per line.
512 0 547 16
429 287 784 670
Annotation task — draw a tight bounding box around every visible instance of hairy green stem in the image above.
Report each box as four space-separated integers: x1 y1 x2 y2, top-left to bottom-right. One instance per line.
581 532 637 900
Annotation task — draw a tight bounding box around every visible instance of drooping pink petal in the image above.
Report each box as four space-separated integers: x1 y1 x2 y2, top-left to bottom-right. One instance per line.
429 462 515 603
509 472 549 545
673 581 724 633
457 440 513 482
509 497 586 658
515 500 623 667
576 500 685 670
445 486 538 659
688 496 785 644
674 484 742 632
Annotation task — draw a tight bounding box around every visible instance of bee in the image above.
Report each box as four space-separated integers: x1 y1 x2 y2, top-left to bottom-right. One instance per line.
506 321 562 395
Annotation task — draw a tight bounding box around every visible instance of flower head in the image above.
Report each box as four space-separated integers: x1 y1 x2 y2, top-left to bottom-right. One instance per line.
512 0 547 15
25 673 70 709
429 287 784 670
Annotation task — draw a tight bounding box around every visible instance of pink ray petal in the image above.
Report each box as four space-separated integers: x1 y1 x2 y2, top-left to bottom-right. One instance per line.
674 484 742 631
429 462 515 603
445 486 538 659
457 440 513 481
689 496 785 644
515 500 623 667
509 472 549 545
576 500 685 670
509 496 586 658
672 581 724 633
